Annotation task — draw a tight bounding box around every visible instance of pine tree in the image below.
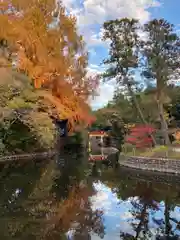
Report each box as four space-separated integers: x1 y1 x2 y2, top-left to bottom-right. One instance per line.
102 18 156 145
142 19 180 145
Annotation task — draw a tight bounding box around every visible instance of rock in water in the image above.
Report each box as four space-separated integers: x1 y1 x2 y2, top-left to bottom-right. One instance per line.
101 147 119 155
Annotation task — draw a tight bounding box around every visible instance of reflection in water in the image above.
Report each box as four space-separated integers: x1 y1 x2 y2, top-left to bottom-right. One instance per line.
0 148 179 239
89 179 180 240
95 168 180 240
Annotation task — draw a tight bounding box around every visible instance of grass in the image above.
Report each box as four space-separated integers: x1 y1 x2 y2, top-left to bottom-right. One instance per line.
122 144 180 160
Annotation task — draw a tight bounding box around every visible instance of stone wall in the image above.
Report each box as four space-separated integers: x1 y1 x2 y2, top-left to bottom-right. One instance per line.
119 166 180 184
120 156 180 174
0 151 56 163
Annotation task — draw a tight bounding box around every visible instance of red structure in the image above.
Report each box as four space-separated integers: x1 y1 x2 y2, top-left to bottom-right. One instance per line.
89 154 108 162
88 130 109 162
88 131 109 137
126 125 156 148
88 131 109 152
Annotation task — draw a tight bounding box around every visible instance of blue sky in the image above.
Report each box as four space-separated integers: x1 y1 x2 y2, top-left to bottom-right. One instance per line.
62 0 180 110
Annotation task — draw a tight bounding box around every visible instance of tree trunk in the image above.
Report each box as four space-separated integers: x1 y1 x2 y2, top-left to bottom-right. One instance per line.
164 198 172 237
135 203 148 239
126 82 157 146
157 99 171 146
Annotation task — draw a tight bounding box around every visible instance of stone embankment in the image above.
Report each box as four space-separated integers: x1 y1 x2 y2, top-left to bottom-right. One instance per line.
0 151 56 163
120 156 180 174
119 166 180 184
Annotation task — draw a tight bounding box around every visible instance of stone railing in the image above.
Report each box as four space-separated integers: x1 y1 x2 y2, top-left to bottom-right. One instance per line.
120 156 180 174
0 151 56 163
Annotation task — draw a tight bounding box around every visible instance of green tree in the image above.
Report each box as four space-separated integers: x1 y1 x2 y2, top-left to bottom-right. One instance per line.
102 18 156 145
0 68 56 154
110 120 125 151
142 19 180 145
111 90 140 124
166 85 180 127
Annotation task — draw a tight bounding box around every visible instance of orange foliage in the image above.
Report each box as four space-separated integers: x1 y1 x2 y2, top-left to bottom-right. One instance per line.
0 0 98 130
44 185 95 235
174 131 180 141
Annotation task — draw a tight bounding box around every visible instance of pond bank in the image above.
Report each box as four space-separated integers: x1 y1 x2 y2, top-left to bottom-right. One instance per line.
118 166 180 184
120 155 180 175
0 151 56 163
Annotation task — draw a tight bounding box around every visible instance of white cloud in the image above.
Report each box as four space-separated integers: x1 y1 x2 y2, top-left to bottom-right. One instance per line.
86 63 103 78
64 0 161 25
90 81 115 109
88 27 111 47
151 0 162 7
63 0 161 46
91 191 111 211
86 63 116 109
62 0 162 109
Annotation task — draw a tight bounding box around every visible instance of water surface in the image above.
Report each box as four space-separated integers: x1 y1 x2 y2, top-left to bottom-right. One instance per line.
0 148 179 239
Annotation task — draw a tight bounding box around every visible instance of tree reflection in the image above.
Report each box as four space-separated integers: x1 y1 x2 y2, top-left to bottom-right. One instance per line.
25 144 106 239
119 183 159 239
0 144 99 239
45 182 105 239
98 168 180 240
0 159 49 239
153 197 180 239
0 144 106 239
0 151 180 239
52 143 88 200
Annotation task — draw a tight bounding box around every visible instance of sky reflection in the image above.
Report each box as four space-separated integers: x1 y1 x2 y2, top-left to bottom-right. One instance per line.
90 181 180 239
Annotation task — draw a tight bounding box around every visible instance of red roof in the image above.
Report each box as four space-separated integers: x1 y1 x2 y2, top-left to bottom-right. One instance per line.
89 131 108 136
89 155 108 161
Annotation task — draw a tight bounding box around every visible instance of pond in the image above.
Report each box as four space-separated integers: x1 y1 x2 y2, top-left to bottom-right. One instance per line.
0 146 179 239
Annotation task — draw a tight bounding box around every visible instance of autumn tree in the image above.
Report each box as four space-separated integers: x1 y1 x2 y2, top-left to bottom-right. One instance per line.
142 19 180 145
126 125 156 148
0 0 98 132
101 18 156 145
